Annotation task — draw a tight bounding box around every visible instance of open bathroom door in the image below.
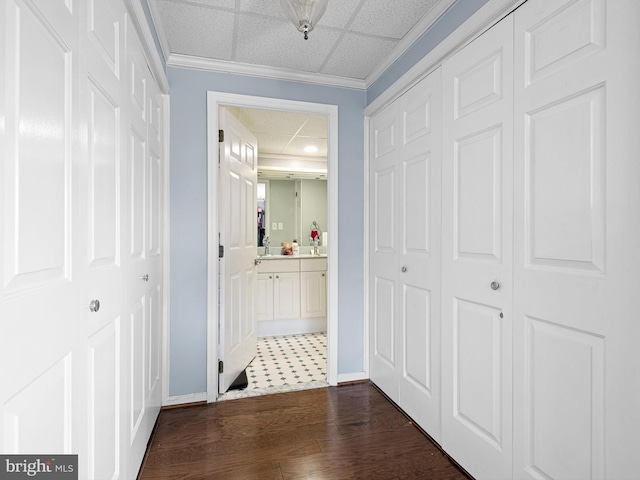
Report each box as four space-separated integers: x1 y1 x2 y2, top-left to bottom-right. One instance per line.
218 107 258 394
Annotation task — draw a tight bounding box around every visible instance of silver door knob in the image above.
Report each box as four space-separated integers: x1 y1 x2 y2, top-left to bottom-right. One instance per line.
140 274 149 281
401 266 407 272
490 281 500 290
89 299 100 312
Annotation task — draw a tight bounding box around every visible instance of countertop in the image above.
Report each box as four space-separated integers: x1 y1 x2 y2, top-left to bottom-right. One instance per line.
256 254 327 260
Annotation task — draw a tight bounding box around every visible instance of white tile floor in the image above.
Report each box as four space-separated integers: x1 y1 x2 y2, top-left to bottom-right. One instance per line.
218 332 327 401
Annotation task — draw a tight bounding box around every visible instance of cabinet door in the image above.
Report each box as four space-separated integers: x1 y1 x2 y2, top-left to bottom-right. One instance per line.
273 272 300 319
256 273 274 322
300 271 326 318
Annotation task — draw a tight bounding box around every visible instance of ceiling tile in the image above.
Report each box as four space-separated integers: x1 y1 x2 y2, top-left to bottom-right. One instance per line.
254 133 291 154
282 137 327 157
318 0 362 29
179 0 236 8
228 107 311 136
298 115 328 138
234 15 340 71
157 0 235 59
320 33 396 79
349 0 439 39
239 0 286 18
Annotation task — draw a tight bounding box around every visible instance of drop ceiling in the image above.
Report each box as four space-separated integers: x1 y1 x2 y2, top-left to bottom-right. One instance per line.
226 106 328 180
148 0 456 88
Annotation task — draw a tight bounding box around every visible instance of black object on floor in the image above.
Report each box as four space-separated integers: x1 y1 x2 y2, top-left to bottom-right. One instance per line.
228 370 248 391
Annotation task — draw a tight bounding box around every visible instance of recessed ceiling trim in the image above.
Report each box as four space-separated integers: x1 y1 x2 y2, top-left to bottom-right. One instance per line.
364 0 457 88
167 53 367 90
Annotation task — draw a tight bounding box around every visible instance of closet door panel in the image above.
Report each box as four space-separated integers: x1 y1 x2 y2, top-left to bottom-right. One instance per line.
370 69 442 436
513 0 640 478
369 103 399 401
397 70 442 440
442 15 514 480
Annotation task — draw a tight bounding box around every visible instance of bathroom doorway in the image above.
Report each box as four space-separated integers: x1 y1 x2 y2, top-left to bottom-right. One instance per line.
206 92 339 402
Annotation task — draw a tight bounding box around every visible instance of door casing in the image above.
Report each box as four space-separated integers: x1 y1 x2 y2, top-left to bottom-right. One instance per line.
206 92 339 401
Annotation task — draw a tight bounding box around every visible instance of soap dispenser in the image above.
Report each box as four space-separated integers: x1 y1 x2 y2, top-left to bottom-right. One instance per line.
292 239 299 256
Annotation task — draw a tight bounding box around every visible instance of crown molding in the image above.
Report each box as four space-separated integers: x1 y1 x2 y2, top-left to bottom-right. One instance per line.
124 0 169 93
166 53 367 90
365 0 525 116
364 0 457 88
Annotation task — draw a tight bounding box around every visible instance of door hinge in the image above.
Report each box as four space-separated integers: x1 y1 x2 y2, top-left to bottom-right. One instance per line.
218 360 224 373
219 245 224 258
219 129 224 142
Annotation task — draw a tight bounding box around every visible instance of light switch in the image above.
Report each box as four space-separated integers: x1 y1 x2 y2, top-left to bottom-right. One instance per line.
278 222 283 230
272 222 278 230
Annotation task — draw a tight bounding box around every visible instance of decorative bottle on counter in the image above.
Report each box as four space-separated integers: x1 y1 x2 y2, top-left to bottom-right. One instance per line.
292 240 299 256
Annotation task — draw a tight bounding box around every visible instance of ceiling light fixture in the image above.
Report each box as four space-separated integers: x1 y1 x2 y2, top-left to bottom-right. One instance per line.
304 145 318 153
280 0 328 40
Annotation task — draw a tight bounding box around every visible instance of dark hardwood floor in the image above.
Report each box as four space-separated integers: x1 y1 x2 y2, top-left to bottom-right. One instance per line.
138 382 471 479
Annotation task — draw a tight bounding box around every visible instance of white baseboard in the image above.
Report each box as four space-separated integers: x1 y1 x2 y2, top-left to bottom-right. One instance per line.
337 372 369 384
258 317 326 337
163 392 207 407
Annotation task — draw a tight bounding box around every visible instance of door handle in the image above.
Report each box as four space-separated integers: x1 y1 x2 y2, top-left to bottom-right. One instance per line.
254 259 261 266
490 281 500 290
140 274 149 282
89 299 100 312
401 266 407 273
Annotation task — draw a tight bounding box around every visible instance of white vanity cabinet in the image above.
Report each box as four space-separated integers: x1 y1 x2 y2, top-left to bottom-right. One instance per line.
256 257 327 336
273 272 300 319
300 259 327 318
256 273 274 322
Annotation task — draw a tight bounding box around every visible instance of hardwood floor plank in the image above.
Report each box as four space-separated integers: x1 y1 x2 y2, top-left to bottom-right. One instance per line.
138 383 470 480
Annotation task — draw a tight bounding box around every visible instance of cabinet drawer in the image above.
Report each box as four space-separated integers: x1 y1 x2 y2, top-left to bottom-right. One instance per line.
300 258 327 272
256 259 300 273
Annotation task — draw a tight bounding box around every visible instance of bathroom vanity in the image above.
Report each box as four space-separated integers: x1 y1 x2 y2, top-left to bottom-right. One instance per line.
256 255 327 337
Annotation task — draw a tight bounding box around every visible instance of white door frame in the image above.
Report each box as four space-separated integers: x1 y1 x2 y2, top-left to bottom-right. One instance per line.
206 92 339 402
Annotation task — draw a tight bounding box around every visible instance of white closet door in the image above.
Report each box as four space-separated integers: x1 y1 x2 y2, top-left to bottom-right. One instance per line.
79 0 127 477
441 15 514 480
370 69 442 438
123 15 163 479
513 1 640 478
0 0 84 456
370 99 400 400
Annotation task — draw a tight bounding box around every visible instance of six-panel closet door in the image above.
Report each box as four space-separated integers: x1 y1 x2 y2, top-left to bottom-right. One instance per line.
441 14 514 480
369 68 442 439
512 0 640 478
0 0 165 478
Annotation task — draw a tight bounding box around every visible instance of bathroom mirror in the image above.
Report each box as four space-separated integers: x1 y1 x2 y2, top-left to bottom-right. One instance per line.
260 177 327 248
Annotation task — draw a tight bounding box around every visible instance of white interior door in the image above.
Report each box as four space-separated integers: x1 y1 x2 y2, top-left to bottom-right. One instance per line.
0 0 83 456
369 69 442 438
219 107 258 394
512 1 640 478
441 15 514 480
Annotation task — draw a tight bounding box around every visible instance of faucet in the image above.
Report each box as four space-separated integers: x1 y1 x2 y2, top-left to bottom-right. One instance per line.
311 237 319 256
262 236 270 255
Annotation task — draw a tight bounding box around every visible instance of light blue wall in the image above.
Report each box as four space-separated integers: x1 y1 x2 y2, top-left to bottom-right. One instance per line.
367 0 489 105
155 0 487 396
168 67 366 395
